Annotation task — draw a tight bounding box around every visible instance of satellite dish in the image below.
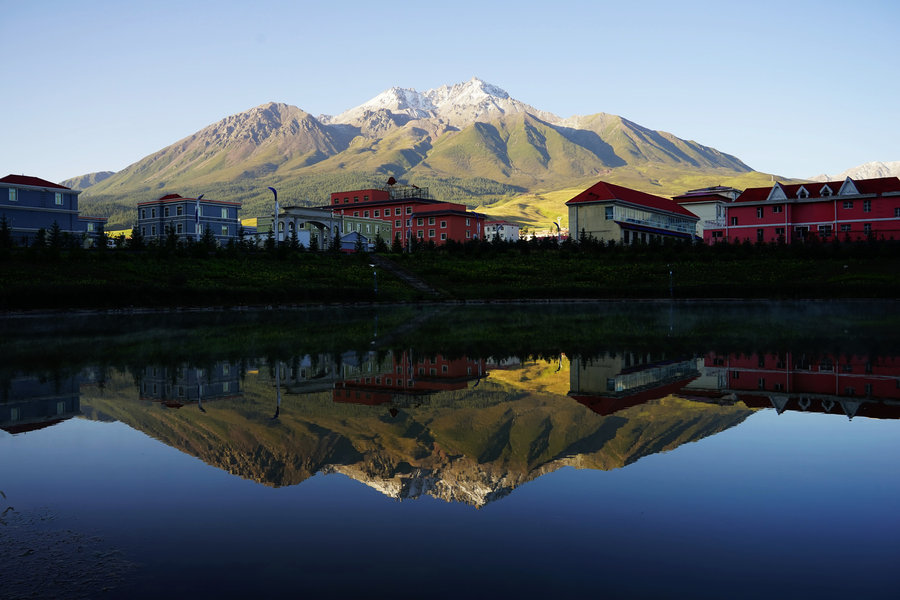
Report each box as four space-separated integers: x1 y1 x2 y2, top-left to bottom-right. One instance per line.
387 177 397 186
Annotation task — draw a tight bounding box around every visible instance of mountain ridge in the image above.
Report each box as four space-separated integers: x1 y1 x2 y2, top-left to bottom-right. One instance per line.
73 78 765 227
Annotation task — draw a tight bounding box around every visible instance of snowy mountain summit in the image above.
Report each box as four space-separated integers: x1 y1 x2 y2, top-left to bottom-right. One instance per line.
322 77 560 129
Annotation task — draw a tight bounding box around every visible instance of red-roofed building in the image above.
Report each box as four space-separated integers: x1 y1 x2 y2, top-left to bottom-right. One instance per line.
326 183 484 247
672 186 741 237
703 177 900 244
0 174 107 246
567 181 699 244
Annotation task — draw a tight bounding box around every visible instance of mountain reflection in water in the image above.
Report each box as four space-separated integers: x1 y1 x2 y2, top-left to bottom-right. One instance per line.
6 346 898 507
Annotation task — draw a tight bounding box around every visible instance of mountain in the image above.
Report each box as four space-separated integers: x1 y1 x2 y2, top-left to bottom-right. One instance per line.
77 78 764 228
809 160 900 182
80 363 753 506
60 171 115 190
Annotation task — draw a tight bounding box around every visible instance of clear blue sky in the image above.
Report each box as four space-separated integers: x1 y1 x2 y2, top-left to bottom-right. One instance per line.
2 0 898 183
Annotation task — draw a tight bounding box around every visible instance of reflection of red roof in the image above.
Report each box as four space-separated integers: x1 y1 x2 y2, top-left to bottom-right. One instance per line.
736 394 900 419
567 181 697 218
570 376 699 416
1 418 67 435
0 174 71 190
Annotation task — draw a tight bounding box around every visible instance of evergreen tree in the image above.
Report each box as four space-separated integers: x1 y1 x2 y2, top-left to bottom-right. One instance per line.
128 226 145 250
34 227 47 248
0 215 12 250
391 233 403 254
308 233 319 252
200 225 217 251
354 234 365 254
48 221 62 249
374 232 388 253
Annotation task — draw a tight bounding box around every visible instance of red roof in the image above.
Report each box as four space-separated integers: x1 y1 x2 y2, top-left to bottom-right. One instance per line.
567 180 697 218
0 174 71 190
736 176 900 203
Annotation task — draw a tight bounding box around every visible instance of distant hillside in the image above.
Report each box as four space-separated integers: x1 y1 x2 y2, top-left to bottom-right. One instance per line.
76 78 764 229
60 170 115 190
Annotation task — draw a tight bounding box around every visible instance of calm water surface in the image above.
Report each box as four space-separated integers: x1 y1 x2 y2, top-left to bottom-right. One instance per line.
1 302 898 599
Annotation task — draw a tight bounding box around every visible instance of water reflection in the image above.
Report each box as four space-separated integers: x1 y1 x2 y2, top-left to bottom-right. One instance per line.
5 342 898 508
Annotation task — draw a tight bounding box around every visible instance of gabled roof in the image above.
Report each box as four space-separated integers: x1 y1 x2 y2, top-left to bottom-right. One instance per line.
566 180 697 218
737 176 900 203
0 174 71 190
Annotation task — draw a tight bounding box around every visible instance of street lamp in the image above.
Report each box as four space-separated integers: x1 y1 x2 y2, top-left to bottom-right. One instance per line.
369 263 378 295
268 187 279 242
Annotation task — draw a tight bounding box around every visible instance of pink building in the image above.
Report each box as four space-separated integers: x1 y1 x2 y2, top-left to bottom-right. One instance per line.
703 177 900 244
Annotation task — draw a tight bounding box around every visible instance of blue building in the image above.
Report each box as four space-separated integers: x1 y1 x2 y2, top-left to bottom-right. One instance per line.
0 174 106 245
137 193 241 244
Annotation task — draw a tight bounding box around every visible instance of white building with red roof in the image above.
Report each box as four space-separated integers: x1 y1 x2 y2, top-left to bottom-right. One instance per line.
566 181 699 244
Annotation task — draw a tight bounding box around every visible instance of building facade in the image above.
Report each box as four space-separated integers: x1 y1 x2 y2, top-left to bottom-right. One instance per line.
484 220 521 242
328 184 485 246
672 186 740 237
567 181 699 244
0 174 106 245
703 177 900 244
136 194 241 244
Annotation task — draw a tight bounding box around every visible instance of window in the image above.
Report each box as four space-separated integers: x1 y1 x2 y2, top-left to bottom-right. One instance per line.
841 224 852 233
177 206 183 216
406 207 412 214
863 200 871 212
374 210 380 217
417 217 424 226
364 195 369 202
86 222 95 232
895 208 900 218
395 208 401 216
406 219 410 227
151 225 157 236
221 226 228 236
843 201 853 209
177 223 183 234
8 188 16 202
605 206 614 219
55 192 62 205
731 217 738 226
151 208 156 218
141 209 146 219
417 230 424 238
394 220 401 227
710 230 723 239
221 208 228 218
343 198 349 204
353 196 359 203
164 207 170 217
466 218 471 226
428 229 435 238
440 220 447 228
772 205 783 213
364 210 369 217
775 227 785 237
819 225 832 238
864 223 872 235
428 217 435 225
353 211 359 217
440 233 447 240
757 229 764 242
142 227 146 236
756 207 763 218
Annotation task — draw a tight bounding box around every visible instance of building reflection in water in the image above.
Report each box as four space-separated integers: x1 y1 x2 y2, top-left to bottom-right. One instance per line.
0 372 81 434
567 351 900 420
137 362 244 409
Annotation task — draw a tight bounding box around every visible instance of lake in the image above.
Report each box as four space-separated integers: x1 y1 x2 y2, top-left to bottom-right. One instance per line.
1 301 899 599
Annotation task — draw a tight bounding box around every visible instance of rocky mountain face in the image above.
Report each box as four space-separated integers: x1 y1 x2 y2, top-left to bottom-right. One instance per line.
809 160 900 182
80 369 753 508
78 78 755 225
60 171 115 190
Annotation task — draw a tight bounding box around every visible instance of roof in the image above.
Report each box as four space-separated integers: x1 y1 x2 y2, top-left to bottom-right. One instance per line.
566 180 698 218
137 194 241 207
736 176 900 203
486 220 518 226
0 174 71 190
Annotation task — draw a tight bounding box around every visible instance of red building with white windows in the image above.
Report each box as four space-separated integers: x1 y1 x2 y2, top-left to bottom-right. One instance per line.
702 176 900 244
327 183 484 246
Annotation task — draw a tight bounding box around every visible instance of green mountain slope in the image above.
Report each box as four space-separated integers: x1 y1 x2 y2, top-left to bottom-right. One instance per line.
74 98 768 229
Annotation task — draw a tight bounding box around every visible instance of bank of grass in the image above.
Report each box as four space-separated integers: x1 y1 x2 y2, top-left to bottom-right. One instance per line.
393 237 900 300
0 237 898 310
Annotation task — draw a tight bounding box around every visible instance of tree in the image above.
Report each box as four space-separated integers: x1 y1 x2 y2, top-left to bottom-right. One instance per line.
391 233 403 254
128 226 145 250
354 234 365 254
0 215 12 251
200 225 217 251
48 221 62 249
308 233 319 252
374 231 388 253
